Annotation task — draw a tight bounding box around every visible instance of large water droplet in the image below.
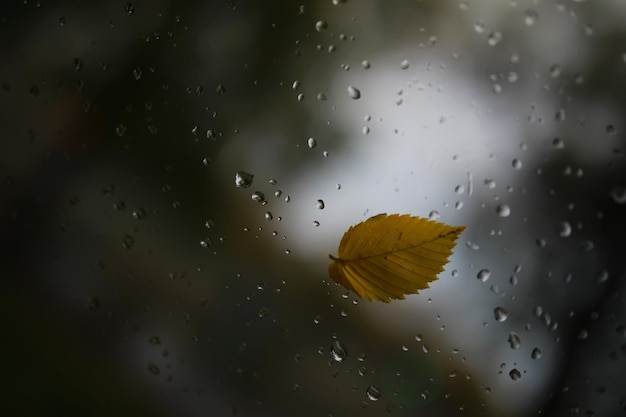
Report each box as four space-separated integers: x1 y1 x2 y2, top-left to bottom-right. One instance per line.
477 269 491 282
494 307 509 322
347 85 361 99
330 340 348 362
235 171 254 188
509 368 521 381
307 137 317 149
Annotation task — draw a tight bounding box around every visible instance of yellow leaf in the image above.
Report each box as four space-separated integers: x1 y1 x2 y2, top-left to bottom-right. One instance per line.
328 213 466 302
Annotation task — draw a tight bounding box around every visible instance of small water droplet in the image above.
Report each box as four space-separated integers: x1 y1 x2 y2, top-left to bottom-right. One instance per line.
366 385 381 401
428 210 440 220
549 64 562 78
610 186 626 204
484 179 496 189
474 20 486 33
487 31 503 46
235 171 254 188
347 85 361 99
251 191 266 204
555 108 566 122
400 59 410 70
512 158 523 169
508 332 521 349
307 137 317 149
316 199 325 209
594 269 609 283
552 138 565 149
264 211 273 221
509 368 521 380
330 340 348 362
494 307 508 322
477 269 491 282
496 204 511 217
361 60 371 69
315 20 328 32
524 9 538 26
558 221 572 237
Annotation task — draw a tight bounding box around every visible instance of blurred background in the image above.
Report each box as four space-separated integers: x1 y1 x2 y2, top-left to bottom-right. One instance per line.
1 0 625 416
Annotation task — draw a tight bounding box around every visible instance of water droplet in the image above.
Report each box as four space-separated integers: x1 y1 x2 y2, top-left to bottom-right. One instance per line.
487 31 503 46
524 9 538 26
361 60 371 69
531 347 542 359
455 184 465 194
330 340 348 362
512 158 523 169
400 59 410 70
428 210 440 220
264 211 273 221
558 221 572 237
509 368 521 380
148 363 160 375
333 0 347 5
347 85 361 99
552 138 565 149
594 269 608 283
235 171 254 188
508 332 521 349
132 67 142 80
549 64 562 78
610 186 626 204
496 204 511 217
477 269 491 282
315 20 328 32
316 199 325 209
474 20 486 33
87 296 100 311
307 137 317 149
555 108 566 122
494 307 508 322
366 385 381 401
251 191 266 204
484 179 496 189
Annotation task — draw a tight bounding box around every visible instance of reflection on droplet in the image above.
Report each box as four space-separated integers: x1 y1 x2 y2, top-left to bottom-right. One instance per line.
331 340 348 362
347 85 361 99
494 307 508 322
235 171 254 188
477 269 491 282
508 332 521 349
496 204 511 217
366 385 381 401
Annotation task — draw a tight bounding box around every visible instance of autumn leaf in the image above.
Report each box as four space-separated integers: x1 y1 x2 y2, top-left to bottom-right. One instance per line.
328 213 466 302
